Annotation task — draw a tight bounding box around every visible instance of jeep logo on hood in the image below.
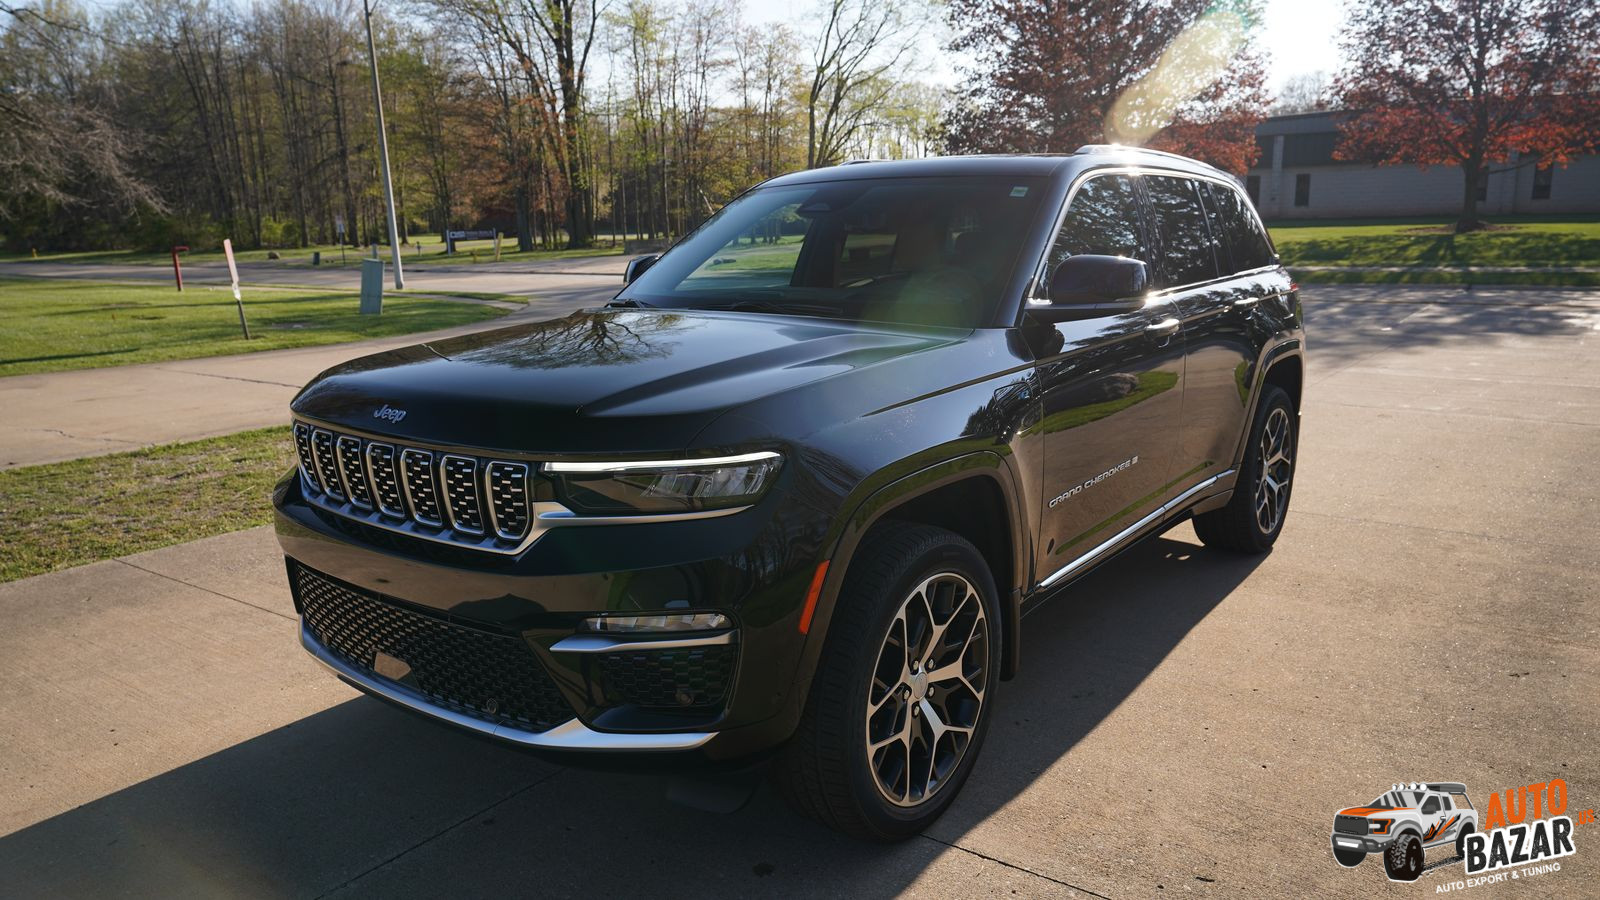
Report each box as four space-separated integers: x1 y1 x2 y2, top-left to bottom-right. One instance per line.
373 404 408 423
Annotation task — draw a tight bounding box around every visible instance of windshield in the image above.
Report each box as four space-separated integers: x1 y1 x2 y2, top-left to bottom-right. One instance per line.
617 176 1049 328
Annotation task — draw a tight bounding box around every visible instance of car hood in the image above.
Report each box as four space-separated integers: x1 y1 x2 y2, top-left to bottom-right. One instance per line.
290 308 957 454
1338 806 1408 817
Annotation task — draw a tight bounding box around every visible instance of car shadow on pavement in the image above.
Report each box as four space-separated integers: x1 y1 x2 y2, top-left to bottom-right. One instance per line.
0 531 1261 897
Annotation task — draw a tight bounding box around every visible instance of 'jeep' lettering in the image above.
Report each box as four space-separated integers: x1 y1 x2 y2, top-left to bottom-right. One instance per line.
373 405 407 423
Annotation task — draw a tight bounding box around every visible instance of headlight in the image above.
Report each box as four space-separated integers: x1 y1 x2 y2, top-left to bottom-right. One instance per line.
546 451 782 515
1369 819 1391 835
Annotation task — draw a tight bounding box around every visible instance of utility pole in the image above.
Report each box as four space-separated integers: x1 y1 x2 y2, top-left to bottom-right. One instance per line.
363 0 404 289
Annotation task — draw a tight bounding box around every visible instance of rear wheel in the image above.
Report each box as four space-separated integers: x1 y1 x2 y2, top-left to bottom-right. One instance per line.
772 523 999 840
1193 385 1296 553
1455 823 1475 860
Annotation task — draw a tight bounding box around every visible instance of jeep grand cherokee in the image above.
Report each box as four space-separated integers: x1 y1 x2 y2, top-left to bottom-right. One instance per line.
273 148 1305 840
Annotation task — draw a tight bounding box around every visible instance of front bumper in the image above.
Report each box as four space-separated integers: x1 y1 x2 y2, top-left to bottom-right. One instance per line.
300 621 715 751
274 468 831 763
1331 832 1394 854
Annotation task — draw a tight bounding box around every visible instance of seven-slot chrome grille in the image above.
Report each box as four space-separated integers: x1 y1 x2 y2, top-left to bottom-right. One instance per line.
293 421 535 553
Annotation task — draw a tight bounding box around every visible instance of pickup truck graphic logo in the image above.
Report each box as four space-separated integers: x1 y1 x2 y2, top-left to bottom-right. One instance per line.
1330 781 1478 882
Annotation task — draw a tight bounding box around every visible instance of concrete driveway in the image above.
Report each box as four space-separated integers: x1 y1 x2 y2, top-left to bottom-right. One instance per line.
1 287 1597 897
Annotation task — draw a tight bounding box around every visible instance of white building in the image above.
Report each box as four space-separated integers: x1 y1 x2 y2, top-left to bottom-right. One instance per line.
1247 111 1600 220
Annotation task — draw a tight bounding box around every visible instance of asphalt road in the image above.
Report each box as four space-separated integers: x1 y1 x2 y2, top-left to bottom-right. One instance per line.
1 286 1597 897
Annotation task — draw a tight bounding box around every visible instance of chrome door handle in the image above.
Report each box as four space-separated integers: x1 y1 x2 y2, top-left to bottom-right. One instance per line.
1145 317 1180 336
1233 296 1262 307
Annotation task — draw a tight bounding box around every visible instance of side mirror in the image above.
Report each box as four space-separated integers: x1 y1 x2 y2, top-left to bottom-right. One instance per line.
1030 254 1148 322
623 254 659 284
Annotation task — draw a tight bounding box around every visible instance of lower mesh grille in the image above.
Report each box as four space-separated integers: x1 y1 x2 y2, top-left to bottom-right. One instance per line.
598 644 736 709
294 563 573 732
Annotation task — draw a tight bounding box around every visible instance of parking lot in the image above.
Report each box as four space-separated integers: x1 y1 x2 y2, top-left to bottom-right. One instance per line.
2 284 1596 897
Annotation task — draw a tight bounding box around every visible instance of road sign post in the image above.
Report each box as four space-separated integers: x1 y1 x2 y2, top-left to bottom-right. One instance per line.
171 245 189 291
223 239 251 339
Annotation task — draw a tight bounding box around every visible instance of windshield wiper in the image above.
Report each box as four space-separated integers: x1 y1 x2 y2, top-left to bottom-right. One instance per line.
697 299 835 316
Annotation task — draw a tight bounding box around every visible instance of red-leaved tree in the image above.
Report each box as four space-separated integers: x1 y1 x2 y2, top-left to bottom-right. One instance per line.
1335 0 1600 232
941 0 1269 175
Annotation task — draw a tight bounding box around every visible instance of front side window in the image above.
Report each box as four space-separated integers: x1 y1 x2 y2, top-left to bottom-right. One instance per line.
1045 173 1149 275
1145 175 1220 287
622 176 1048 328
1421 797 1440 815
1208 181 1277 272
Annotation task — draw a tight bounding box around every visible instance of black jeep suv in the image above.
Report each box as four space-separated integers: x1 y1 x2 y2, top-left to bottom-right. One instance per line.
274 148 1303 840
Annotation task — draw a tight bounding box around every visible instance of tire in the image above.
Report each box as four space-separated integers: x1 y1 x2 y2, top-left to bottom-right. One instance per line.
1331 842 1365 868
772 523 1000 841
1384 833 1424 882
1193 384 1296 553
1455 823 1474 860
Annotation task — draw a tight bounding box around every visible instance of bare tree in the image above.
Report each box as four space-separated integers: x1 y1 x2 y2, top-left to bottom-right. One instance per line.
1272 71 1328 114
804 0 924 168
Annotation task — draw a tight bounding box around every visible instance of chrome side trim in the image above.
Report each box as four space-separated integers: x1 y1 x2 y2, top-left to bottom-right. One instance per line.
1038 470 1234 589
544 450 781 473
300 622 715 751
550 631 737 654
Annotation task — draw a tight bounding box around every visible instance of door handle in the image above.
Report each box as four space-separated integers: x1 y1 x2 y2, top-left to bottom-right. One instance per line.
1233 296 1262 307
1145 317 1180 337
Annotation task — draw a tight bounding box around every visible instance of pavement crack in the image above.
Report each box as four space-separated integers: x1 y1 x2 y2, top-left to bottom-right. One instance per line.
155 368 301 388
918 833 1112 898
114 559 296 622
24 428 141 446
315 769 564 898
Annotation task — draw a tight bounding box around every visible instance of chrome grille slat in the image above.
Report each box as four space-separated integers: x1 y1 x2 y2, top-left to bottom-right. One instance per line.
336 435 373 509
486 462 531 540
400 448 444 527
290 420 564 555
311 429 345 500
441 455 486 534
293 423 321 491
365 443 406 518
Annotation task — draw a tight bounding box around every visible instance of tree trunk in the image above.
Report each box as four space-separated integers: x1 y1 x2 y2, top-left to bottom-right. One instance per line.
1456 159 1486 233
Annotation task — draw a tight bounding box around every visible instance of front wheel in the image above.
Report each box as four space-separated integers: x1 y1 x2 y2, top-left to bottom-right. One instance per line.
772 523 1000 840
1193 385 1296 553
1385 833 1424 881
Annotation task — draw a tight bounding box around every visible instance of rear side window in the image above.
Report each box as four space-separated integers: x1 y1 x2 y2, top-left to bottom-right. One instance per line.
1144 175 1219 287
1046 174 1149 275
1208 182 1276 272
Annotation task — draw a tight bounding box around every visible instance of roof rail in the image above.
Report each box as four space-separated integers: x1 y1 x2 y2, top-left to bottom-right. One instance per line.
1074 144 1223 170
839 158 889 166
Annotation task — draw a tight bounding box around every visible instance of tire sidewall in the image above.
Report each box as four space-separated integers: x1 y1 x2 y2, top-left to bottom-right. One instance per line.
1385 834 1423 881
1245 386 1296 545
841 538 1001 838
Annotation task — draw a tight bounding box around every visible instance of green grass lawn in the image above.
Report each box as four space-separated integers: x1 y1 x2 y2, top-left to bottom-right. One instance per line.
1 233 627 268
1269 218 1600 268
0 277 509 377
0 427 291 582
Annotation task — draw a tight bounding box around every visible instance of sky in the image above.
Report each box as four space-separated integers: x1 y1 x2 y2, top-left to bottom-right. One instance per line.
740 0 1349 96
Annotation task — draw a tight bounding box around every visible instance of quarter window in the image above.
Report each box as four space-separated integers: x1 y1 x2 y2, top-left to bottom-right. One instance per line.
1144 175 1220 287
1045 173 1150 275
1207 182 1277 272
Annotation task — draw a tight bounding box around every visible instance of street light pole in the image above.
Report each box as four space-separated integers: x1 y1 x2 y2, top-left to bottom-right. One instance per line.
363 0 404 290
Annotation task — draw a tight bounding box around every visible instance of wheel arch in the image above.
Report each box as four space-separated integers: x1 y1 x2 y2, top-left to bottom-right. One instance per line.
1231 339 1304 470
799 452 1029 700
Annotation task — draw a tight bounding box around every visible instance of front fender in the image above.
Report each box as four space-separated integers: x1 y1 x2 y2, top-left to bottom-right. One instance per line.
788 450 1028 712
